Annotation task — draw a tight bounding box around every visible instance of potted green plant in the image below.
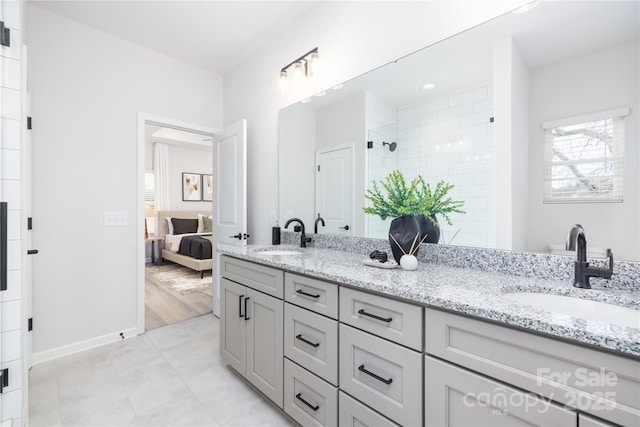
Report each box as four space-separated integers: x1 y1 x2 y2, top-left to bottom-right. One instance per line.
363 170 465 261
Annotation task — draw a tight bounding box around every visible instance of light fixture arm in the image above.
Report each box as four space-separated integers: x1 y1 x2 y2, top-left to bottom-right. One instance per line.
280 47 319 73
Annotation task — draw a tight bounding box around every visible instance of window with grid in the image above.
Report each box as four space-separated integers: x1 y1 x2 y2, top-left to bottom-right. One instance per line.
144 171 155 209
543 108 628 203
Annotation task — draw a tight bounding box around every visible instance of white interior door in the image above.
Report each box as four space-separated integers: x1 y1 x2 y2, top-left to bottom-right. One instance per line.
213 119 247 316
316 144 353 235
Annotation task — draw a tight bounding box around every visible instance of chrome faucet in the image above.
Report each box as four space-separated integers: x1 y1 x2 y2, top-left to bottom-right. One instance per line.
314 214 325 234
566 224 613 289
285 218 312 248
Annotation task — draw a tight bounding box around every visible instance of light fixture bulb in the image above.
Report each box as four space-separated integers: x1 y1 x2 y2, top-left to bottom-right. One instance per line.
307 51 320 76
422 83 436 91
315 91 326 97
280 70 287 92
293 61 304 80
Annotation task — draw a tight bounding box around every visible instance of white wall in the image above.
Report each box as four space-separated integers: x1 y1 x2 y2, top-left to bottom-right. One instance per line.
27 5 223 358
167 145 212 211
1 0 24 423
278 104 316 227
223 0 527 246
526 39 639 260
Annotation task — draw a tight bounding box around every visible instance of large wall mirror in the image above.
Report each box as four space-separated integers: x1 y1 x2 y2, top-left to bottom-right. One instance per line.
279 1 639 261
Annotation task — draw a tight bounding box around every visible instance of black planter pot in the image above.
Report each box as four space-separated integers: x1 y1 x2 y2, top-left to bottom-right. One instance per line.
388 216 421 263
416 214 440 244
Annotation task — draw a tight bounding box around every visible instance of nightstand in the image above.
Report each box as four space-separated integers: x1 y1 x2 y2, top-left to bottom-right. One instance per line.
146 236 164 264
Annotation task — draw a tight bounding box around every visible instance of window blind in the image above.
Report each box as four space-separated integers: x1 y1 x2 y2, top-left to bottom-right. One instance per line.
543 110 626 203
144 171 155 208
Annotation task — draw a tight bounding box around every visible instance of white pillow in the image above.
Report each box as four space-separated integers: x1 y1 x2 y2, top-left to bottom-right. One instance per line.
166 217 173 235
197 214 204 233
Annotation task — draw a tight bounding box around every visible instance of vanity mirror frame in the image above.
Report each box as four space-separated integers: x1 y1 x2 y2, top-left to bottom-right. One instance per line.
278 0 640 261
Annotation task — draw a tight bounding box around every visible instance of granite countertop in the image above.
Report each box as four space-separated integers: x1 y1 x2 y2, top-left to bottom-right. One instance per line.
218 244 640 358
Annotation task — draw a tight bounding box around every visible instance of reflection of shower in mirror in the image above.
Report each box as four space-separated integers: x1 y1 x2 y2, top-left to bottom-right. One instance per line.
383 141 397 152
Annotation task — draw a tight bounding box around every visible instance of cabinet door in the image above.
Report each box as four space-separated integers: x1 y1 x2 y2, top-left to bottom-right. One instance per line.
246 288 284 408
425 356 576 427
220 278 246 375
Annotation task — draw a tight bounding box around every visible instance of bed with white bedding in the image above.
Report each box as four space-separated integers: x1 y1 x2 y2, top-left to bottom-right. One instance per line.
157 210 213 277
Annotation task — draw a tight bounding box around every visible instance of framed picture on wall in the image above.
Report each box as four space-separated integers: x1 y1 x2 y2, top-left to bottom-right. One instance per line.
182 172 202 201
202 174 213 201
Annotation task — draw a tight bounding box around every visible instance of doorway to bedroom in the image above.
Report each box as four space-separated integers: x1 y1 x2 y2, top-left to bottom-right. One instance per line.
140 114 216 331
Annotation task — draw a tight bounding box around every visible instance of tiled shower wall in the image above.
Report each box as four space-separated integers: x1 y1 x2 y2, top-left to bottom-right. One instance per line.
1 0 24 424
364 93 397 239
395 84 496 248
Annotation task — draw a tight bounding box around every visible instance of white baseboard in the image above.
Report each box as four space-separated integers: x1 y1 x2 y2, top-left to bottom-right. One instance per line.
31 326 140 365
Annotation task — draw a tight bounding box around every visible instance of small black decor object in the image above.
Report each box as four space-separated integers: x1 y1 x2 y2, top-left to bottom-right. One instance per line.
388 216 421 263
369 250 388 263
416 214 440 244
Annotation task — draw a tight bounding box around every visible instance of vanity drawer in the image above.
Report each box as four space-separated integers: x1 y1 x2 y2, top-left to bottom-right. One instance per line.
339 324 422 426
425 355 576 426
284 358 338 427
284 303 338 386
285 272 338 319
339 287 422 350
338 391 400 427
220 255 284 298
425 308 640 427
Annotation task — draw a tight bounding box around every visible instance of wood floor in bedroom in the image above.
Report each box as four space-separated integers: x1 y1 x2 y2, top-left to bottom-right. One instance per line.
145 263 213 331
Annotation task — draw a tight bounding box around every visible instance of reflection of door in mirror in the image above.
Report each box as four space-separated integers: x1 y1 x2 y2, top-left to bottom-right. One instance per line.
316 145 353 235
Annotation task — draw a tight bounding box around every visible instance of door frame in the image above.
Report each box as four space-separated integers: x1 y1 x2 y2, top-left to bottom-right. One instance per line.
136 113 216 334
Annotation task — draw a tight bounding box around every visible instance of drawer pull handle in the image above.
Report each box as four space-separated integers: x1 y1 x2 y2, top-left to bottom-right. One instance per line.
296 289 320 299
244 297 250 320
357 309 392 323
358 364 393 385
238 295 245 318
295 393 320 411
295 334 320 348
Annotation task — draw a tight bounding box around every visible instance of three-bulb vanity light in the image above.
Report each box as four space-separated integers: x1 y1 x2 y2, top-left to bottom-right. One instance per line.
280 47 319 92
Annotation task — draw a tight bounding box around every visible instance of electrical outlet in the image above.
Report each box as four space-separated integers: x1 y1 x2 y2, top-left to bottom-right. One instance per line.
104 211 128 227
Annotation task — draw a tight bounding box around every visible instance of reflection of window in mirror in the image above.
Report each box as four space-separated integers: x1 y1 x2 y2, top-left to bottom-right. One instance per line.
543 108 629 203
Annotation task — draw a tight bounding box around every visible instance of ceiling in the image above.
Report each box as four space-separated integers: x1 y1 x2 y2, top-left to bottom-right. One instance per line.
31 0 321 76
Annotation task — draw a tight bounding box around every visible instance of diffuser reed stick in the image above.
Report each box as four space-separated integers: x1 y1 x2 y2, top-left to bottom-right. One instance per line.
389 233 407 255
408 232 419 256
411 233 429 255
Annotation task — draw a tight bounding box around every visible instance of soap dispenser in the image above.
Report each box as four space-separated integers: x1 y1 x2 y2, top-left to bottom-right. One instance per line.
272 221 281 245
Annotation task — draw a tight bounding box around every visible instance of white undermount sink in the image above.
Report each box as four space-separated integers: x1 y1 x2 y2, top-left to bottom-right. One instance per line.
257 250 302 256
504 293 640 329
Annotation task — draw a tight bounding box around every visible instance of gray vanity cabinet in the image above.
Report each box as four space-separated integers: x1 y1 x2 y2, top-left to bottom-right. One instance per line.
424 308 640 427
219 256 284 408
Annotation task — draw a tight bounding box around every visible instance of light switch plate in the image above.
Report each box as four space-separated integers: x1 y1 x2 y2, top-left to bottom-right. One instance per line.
104 211 128 227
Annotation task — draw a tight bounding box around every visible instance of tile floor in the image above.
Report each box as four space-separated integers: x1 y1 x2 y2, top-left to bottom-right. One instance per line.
28 315 294 426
